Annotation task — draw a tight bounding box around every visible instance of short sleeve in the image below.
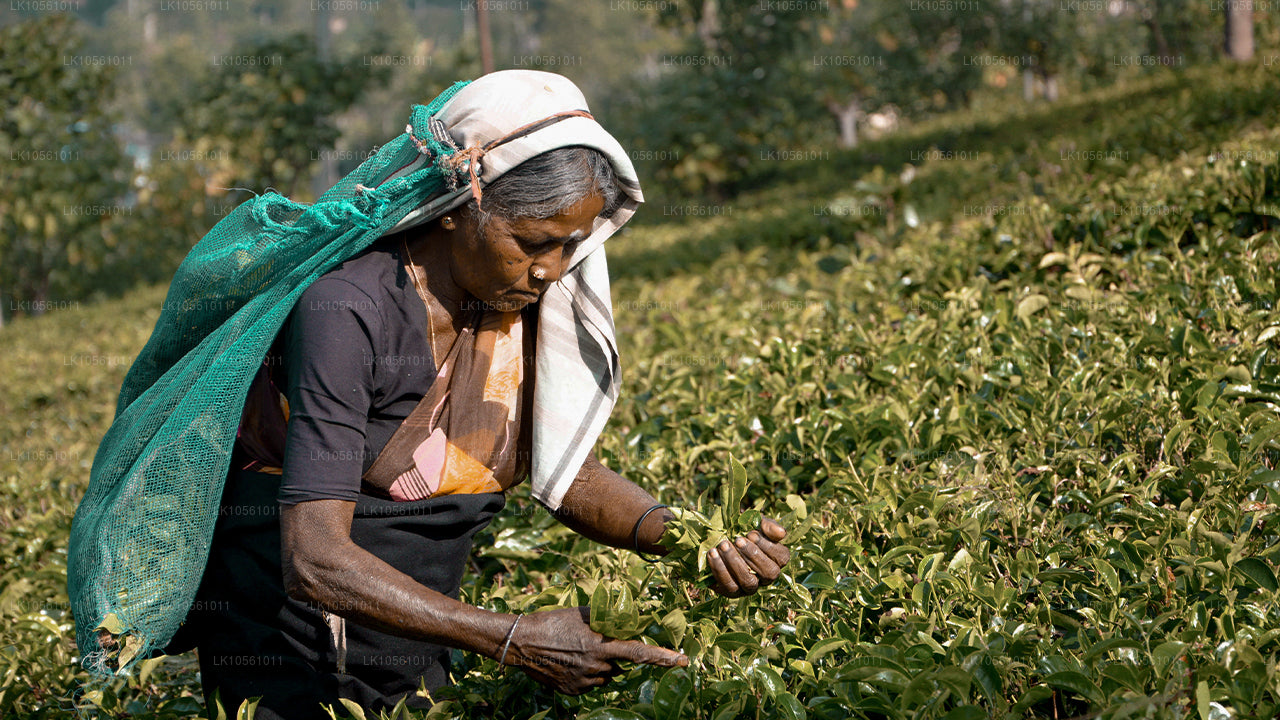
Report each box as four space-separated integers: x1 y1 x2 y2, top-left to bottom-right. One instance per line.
277 277 384 505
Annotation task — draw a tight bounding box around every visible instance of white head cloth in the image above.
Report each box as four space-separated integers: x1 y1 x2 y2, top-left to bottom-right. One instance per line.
379 70 640 510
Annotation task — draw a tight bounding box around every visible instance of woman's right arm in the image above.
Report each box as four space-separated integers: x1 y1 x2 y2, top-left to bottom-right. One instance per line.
277 278 684 691
280 498 686 694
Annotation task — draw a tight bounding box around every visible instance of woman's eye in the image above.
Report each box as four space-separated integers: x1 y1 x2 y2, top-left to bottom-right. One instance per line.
528 238 574 255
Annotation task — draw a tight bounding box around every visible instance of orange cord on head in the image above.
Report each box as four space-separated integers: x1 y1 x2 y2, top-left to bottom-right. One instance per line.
445 145 488 207
441 110 595 209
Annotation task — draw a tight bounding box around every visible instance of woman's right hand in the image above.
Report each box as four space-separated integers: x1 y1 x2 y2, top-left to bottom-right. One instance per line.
503 607 688 695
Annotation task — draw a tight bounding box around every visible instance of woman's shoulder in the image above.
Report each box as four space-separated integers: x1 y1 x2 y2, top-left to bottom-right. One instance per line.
301 238 404 309
290 242 406 347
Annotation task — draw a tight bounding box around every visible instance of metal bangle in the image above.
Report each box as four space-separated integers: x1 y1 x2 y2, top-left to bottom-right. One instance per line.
498 614 522 666
632 503 669 563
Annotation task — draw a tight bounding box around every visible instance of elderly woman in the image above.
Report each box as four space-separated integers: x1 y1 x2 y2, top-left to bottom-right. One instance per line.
76 71 790 719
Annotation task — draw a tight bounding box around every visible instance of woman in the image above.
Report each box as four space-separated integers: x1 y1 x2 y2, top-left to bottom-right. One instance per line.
165 71 791 718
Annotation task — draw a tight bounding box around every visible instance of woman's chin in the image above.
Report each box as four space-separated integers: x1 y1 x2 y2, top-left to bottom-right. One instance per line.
485 296 535 312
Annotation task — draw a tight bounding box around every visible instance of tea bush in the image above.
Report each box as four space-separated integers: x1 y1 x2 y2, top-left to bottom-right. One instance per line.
2 61 1278 719
437 127 1280 719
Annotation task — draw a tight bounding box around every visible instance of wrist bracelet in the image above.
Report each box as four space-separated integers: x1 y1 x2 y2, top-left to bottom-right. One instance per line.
498 614 522 666
632 503 669 563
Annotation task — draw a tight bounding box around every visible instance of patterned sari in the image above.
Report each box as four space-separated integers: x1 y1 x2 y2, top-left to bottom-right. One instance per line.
236 308 528 500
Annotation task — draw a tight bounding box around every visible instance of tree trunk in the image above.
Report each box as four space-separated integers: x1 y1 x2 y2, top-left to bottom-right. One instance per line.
477 0 495 74
1043 74 1060 102
1225 0 1254 61
33 275 49 318
698 0 720 53
1142 0 1174 66
312 2 336 201
143 12 156 47
828 99 860 149
1023 68 1036 101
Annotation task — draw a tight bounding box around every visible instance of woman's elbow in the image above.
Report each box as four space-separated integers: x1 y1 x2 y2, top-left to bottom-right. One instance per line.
281 549 325 604
279 498 358 606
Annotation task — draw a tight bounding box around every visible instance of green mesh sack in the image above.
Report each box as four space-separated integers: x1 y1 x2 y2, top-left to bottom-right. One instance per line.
67 82 473 676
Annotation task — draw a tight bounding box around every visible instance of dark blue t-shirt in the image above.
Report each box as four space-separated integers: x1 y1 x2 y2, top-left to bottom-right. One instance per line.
275 237 438 505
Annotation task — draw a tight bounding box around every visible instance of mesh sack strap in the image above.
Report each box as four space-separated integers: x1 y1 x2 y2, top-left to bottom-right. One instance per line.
67 82 471 676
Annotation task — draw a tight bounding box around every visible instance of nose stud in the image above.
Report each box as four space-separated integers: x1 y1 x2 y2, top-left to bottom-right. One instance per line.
531 267 547 281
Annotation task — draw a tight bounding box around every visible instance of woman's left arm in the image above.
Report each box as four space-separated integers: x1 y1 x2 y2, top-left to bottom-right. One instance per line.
550 454 791 598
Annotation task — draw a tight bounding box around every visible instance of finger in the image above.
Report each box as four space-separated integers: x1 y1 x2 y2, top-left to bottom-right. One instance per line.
733 537 781 584
745 531 790 566
718 541 760 595
565 677 604 696
760 517 788 542
582 655 617 676
603 639 688 667
707 548 741 597
753 535 792 567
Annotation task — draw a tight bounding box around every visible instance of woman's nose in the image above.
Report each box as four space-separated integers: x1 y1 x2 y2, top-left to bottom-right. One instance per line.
532 252 569 287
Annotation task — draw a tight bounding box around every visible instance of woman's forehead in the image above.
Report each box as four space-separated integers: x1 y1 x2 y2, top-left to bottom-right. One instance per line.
506 194 604 236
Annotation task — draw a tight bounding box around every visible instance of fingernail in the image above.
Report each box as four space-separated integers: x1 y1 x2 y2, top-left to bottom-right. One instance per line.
720 540 732 552
735 537 747 548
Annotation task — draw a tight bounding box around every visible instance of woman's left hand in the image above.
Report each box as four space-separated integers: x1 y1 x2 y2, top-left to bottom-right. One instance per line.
706 518 790 598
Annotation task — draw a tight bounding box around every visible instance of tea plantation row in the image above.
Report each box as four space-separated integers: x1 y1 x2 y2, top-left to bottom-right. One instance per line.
1 61 1278 719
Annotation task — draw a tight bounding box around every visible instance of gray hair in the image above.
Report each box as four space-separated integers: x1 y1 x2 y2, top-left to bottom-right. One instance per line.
463 146 624 230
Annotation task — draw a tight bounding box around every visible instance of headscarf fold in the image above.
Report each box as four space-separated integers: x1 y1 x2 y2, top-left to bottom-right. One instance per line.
382 70 642 509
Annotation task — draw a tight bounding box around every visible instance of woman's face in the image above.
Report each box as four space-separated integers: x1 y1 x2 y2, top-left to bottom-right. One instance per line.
450 193 605 312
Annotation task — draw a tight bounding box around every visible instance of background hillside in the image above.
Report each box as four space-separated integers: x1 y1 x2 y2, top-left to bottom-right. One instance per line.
2 0 1278 318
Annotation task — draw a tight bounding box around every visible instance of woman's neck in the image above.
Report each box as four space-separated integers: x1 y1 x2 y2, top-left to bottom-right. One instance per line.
403 226 472 325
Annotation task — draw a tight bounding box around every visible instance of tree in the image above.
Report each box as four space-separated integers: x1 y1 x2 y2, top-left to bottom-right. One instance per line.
0 14 130 321
174 32 391 200
1133 0 1222 68
635 0 997 194
641 0 820 195
991 0 1183 101
994 0 1093 102
533 0 682 115
809 0 995 148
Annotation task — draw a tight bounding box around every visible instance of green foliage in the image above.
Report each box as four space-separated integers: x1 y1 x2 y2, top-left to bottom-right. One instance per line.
987 1 1223 94
418 60 1280 719
810 1 994 118
1136 0 1223 67
653 456 765 585
731 60 1280 237
0 14 130 315
628 0 1268 198
174 32 392 199
995 0 1102 82
0 16 395 317
637 0 830 196
0 285 206 718
4 56 1280 720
